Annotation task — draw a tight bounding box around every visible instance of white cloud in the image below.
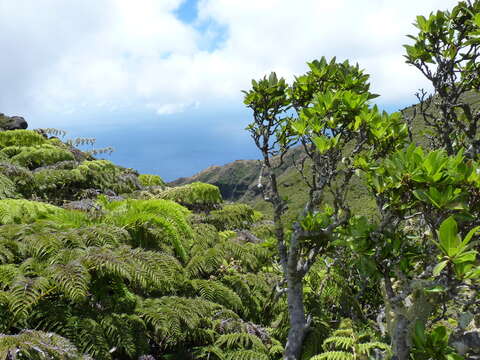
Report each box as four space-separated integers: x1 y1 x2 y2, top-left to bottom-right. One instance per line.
0 0 460 121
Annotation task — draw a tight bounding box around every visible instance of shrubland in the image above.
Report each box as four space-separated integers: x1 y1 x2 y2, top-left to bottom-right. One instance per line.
0 1 479 360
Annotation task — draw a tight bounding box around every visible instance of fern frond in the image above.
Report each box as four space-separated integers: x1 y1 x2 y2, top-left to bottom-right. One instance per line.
22 233 63 259
82 246 133 282
0 264 20 289
8 275 53 320
0 174 18 199
0 243 15 264
138 174 165 187
323 336 355 350
186 246 226 278
99 313 148 358
190 279 243 311
315 319 391 360
0 330 87 360
72 317 111 359
0 130 46 148
115 246 183 292
0 199 62 225
224 349 269 360
102 199 192 261
310 351 355 360
215 332 267 351
49 261 91 302
357 341 391 356
137 296 236 347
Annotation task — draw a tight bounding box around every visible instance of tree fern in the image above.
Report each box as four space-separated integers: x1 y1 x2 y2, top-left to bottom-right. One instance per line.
4 144 75 169
310 319 391 360
198 332 271 360
0 127 287 359
189 279 243 311
49 261 91 302
207 203 256 231
0 330 88 360
138 174 165 187
101 199 192 262
136 296 237 348
0 199 62 225
157 182 222 210
0 174 18 199
0 130 46 148
7 275 53 320
76 160 140 195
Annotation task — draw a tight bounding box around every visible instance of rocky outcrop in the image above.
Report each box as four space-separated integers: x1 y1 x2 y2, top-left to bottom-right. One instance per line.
0 113 28 130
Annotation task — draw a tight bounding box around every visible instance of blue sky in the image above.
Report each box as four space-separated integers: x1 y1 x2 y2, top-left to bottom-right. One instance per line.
0 0 459 181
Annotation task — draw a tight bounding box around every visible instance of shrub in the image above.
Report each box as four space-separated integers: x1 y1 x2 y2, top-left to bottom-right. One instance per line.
0 130 46 148
4 144 74 169
0 199 63 224
207 203 256 231
158 182 222 210
101 198 193 262
138 174 165 187
0 174 19 199
77 160 140 195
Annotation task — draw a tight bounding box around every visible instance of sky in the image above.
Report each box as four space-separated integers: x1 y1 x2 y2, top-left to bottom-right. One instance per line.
0 0 459 181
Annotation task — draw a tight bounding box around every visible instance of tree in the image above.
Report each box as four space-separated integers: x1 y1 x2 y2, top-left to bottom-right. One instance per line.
403 0 480 155
244 2 480 359
349 2 480 359
243 58 406 359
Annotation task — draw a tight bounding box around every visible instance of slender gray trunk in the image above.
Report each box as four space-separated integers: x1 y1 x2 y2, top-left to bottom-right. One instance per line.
391 314 410 360
284 275 308 360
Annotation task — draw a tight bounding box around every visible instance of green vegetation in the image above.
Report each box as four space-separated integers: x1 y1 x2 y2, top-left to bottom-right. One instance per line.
0 1 479 360
138 174 165 187
0 130 284 359
207 203 256 231
157 181 223 210
241 1 480 359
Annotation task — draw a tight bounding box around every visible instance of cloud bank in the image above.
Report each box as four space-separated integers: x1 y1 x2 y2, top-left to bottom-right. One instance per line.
0 0 460 122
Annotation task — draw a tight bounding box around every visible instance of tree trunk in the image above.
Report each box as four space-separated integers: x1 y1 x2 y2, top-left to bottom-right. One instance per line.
284 275 308 360
391 314 410 360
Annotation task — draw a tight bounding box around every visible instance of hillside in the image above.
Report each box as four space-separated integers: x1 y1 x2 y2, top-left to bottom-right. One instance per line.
170 146 319 223
171 160 263 201
171 91 480 223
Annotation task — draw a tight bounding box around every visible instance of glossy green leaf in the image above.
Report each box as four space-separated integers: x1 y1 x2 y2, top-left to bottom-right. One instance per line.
438 217 460 256
452 250 477 264
433 260 448 276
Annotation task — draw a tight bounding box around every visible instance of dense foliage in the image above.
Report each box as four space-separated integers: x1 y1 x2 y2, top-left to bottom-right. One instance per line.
242 1 480 360
0 129 288 359
0 1 478 360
